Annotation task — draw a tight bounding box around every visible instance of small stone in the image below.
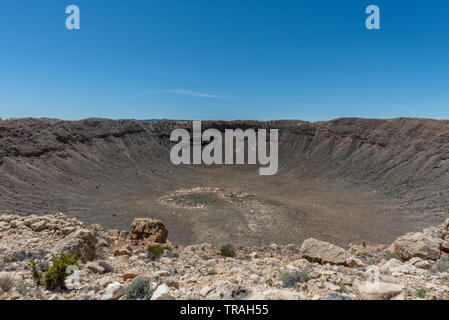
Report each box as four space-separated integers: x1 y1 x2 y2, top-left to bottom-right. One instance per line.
123 272 137 281
30 221 47 232
200 285 213 297
356 281 404 300
103 282 123 300
113 247 132 256
345 257 365 268
249 252 259 259
151 284 175 300
153 270 170 277
86 262 105 274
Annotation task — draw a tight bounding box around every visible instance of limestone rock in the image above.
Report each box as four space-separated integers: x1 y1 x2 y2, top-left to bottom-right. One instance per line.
54 229 97 262
103 282 123 300
301 238 352 265
86 261 105 274
388 232 441 261
345 257 365 268
260 288 300 300
150 284 175 300
356 281 404 300
30 220 47 232
130 218 168 243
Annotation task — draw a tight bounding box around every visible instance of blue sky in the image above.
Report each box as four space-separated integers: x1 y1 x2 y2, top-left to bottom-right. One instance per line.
0 0 448 121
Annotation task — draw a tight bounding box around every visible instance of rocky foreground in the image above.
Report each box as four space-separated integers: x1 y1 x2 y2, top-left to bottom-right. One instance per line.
0 213 449 300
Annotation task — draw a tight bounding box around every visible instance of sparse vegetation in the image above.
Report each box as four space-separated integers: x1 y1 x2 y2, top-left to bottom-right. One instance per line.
415 288 427 299
125 276 154 299
29 252 79 290
0 272 14 292
29 259 42 286
220 244 236 258
5 249 47 262
17 281 29 296
279 271 310 288
431 257 449 273
147 245 164 260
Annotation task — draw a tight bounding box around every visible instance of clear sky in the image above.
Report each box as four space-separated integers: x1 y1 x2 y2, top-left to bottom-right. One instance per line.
0 0 448 121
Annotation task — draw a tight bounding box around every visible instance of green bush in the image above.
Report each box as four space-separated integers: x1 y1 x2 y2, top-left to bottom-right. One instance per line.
29 252 79 290
147 245 164 260
29 259 42 286
125 276 154 299
415 288 426 299
220 244 236 258
280 271 310 288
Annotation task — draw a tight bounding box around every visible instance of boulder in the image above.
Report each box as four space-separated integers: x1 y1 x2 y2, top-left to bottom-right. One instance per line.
301 238 352 265
54 229 97 262
356 281 404 300
388 232 441 261
130 218 168 243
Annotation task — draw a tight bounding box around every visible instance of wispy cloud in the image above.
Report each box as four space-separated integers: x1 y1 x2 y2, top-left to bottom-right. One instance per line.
148 89 230 99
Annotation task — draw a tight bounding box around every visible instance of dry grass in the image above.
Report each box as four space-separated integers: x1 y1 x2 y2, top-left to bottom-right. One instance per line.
0 272 14 292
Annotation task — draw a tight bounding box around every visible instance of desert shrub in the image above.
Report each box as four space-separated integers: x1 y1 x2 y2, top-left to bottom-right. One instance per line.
125 276 154 299
29 259 42 286
5 249 47 262
147 245 165 260
29 252 78 290
0 272 14 292
220 244 236 258
17 281 29 296
415 288 426 299
279 271 310 288
431 257 449 273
